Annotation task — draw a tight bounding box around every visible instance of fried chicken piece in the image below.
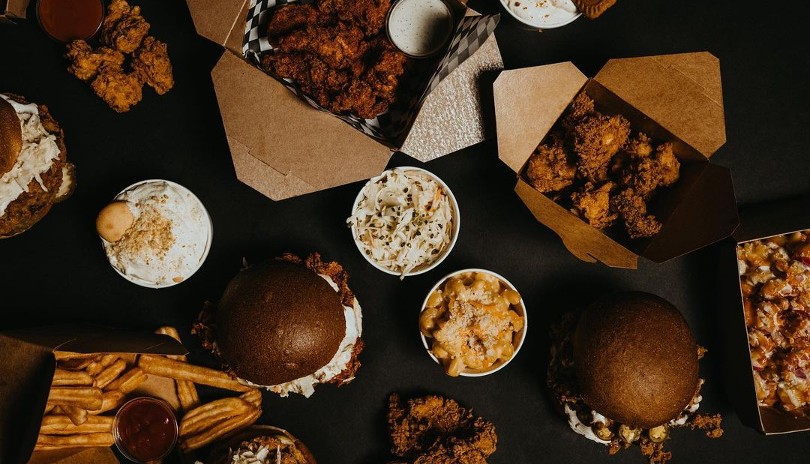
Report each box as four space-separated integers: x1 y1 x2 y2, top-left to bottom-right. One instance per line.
336 39 408 118
525 141 576 193
263 52 352 105
611 189 661 239
571 182 618 229
65 40 125 81
561 92 595 131
101 0 150 54
131 36 174 95
624 132 654 158
91 69 143 113
266 4 320 41
319 0 391 36
276 23 368 70
572 114 630 183
387 394 497 464
619 141 681 199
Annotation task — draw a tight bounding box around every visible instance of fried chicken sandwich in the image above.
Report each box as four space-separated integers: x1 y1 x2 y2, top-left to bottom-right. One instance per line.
194 253 363 398
0 93 75 238
547 292 722 464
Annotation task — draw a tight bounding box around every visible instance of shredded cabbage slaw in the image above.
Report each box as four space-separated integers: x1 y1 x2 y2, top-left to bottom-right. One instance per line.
348 169 454 278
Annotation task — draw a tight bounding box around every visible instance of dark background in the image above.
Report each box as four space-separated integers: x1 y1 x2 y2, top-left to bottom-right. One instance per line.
2 0 810 462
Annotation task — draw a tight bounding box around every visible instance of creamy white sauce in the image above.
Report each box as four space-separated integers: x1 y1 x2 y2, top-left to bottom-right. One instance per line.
239 274 363 398
0 94 61 215
564 404 610 445
505 0 578 28
387 0 454 57
102 180 211 287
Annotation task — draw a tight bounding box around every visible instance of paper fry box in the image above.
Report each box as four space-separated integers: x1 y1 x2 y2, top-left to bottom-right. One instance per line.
0 0 29 24
719 196 810 434
0 325 186 464
493 52 739 269
185 0 501 200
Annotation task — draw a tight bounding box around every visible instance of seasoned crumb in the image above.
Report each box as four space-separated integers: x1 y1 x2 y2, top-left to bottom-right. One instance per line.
690 414 724 438
109 197 174 260
639 438 672 464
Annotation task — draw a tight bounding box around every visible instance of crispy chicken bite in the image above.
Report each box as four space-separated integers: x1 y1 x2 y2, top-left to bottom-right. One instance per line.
275 23 368 70
525 140 576 193
319 0 391 36
266 3 320 40
572 114 631 183
619 141 681 199
65 40 124 81
611 189 662 239
571 182 618 229
91 70 143 113
101 0 150 54
132 36 174 95
387 394 497 464
561 91 595 131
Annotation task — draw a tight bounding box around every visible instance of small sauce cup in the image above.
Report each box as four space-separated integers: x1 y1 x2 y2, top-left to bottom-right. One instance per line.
385 0 457 58
113 397 178 463
37 0 105 42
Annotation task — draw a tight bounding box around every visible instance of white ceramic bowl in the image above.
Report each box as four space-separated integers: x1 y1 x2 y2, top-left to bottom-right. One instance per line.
419 268 528 377
499 0 581 30
101 179 213 289
349 167 460 278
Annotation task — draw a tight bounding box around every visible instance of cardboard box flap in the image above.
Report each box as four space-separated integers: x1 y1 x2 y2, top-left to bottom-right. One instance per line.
2 325 187 355
186 0 246 47
734 195 810 244
641 163 739 262
594 52 726 158
494 62 587 173
211 52 392 201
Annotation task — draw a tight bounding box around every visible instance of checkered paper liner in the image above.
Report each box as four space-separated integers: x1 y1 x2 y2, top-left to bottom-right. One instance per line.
242 0 499 146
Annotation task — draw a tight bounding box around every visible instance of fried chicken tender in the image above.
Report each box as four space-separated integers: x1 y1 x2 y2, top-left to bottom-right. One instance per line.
266 3 320 40
319 0 391 36
387 394 497 464
276 23 368 70
611 189 662 239
525 141 576 193
65 40 124 81
91 70 143 113
132 36 174 95
572 114 631 183
101 0 150 54
571 182 618 229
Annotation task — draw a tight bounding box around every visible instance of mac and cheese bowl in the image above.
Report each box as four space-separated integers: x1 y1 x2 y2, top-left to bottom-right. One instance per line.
419 269 527 377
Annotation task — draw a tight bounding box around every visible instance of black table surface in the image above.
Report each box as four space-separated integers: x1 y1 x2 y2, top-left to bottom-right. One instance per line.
2 0 810 463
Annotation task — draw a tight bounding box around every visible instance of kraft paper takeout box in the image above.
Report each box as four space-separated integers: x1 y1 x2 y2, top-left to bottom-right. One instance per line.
0 0 28 24
185 0 502 201
0 325 186 464
493 52 739 269
719 196 810 435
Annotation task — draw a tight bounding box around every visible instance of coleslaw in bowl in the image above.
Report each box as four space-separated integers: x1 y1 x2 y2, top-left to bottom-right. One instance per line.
348 167 460 279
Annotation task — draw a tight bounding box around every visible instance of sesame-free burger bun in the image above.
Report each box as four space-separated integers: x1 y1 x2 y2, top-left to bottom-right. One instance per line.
214 260 346 386
573 292 699 429
0 97 22 174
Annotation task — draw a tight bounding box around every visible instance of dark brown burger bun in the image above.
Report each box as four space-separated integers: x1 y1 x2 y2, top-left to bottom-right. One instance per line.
573 291 699 429
0 96 22 175
215 260 346 386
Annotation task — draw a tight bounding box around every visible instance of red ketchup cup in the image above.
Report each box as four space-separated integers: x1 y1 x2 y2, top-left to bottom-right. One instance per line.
113 397 179 463
36 0 105 42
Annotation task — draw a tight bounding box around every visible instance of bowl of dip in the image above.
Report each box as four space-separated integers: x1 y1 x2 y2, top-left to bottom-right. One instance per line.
113 397 178 463
37 0 105 42
386 0 457 58
500 0 581 30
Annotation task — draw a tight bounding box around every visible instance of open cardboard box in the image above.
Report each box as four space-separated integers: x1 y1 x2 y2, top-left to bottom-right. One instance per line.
0 325 187 464
493 52 740 269
185 0 503 201
719 195 810 434
0 0 28 24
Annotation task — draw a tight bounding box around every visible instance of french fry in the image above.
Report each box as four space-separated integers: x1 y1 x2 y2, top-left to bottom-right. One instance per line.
39 415 113 435
57 357 96 371
138 355 250 392
35 432 114 450
54 352 97 362
99 354 119 368
52 369 94 386
93 359 127 389
180 408 260 452
239 389 262 408
104 367 147 394
47 387 103 410
88 390 126 415
59 405 88 426
154 326 201 411
179 398 253 437
85 361 104 376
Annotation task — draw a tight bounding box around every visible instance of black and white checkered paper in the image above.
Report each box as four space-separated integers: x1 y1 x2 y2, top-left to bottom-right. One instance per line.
242 0 499 146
